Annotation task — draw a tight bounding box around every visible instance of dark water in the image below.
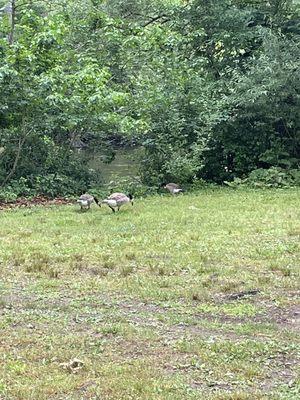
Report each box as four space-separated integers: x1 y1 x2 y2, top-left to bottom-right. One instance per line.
88 148 141 183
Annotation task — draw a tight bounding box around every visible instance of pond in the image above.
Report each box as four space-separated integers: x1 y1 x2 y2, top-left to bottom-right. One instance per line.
88 147 142 183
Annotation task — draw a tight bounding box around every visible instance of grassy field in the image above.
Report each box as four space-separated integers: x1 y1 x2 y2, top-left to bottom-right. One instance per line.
0 188 299 400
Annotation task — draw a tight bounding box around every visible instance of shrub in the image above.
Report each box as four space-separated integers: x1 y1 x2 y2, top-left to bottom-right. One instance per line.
103 175 157 198
225 168 300 189
33 174 86 197
0 174 89 201
0 178 31 202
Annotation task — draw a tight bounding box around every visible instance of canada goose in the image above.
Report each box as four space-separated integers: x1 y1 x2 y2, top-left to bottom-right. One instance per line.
77 193 100 211
163 183 184 195
101 192 133 213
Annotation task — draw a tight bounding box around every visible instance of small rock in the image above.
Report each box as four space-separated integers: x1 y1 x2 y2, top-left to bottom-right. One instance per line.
60 358 84 373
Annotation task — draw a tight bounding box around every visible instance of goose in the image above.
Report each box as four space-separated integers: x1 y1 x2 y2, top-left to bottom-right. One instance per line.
101 192 133 213
163 183 184 195
77 193 100 211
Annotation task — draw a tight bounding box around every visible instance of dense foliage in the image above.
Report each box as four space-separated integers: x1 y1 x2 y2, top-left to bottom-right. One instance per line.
0 0 299 197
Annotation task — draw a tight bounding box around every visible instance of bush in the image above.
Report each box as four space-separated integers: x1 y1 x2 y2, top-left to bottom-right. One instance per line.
103 175 157 198
164 153 198 184
0 173 89 201
0 178 32 202
33 174 87 197
225 167 300 189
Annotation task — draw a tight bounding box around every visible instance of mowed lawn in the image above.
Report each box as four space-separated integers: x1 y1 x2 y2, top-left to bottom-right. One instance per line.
0 189 299 400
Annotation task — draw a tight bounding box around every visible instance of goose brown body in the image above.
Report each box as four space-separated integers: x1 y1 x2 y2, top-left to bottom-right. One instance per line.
164 183 183 195
77 194 100 210
102 192 133 212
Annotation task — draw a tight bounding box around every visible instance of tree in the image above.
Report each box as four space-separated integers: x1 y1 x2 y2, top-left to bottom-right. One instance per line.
0 0 299 196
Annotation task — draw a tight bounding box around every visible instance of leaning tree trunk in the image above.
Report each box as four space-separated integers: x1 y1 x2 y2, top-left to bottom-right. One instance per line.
1 120 32 187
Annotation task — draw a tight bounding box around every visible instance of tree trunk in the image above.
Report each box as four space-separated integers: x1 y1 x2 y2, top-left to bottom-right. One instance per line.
1 120 32 187
8 0 16 45
1 137 25 187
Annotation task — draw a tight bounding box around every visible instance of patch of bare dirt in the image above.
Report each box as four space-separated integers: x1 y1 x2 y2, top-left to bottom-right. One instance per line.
0 196 73 210
3 284 299 337
108 295 300 335
264 304 300 329
260 353 299 392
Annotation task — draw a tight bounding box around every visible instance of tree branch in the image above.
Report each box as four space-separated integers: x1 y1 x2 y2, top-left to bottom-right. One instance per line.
142 14 169 28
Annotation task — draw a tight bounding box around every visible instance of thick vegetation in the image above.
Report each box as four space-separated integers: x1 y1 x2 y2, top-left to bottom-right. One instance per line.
0 0 299 197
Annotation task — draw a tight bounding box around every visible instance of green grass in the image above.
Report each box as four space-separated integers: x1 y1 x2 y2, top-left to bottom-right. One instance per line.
0 188 299 399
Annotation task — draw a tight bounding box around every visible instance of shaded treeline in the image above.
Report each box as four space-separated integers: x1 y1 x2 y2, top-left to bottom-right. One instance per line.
0 0 299 197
